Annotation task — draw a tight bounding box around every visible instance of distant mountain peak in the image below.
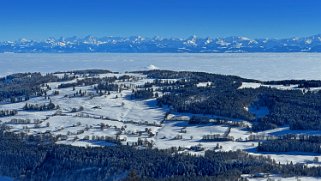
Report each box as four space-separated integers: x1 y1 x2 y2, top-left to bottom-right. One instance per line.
1 34 321 53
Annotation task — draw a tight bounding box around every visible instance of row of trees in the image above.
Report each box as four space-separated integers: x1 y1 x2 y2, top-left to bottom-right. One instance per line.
58 77 107 89
132 88 156 99
257 135 321 153
0 110 17 117
265 79 321 88
23 102 58 111
258 140 321 154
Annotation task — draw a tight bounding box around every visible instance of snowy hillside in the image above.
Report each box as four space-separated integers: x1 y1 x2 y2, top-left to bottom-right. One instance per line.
2 69 321 171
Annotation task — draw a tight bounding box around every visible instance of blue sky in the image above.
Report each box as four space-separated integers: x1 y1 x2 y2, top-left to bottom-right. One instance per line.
0 0 320 40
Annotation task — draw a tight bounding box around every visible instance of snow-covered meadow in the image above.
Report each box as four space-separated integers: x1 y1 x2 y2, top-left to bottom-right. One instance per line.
1 70 321 169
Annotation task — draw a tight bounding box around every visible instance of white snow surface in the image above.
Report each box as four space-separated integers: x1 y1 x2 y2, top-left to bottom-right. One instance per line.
239 82 262 89
146 64 159 70
244 175 321 181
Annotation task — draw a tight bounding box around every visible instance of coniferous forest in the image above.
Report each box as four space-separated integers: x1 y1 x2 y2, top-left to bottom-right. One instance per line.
1 128 321 181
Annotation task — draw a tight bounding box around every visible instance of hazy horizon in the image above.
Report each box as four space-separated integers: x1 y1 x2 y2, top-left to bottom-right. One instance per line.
1 53 321 81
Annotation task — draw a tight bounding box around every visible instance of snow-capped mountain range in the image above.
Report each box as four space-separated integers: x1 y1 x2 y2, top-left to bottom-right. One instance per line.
1 34 321 53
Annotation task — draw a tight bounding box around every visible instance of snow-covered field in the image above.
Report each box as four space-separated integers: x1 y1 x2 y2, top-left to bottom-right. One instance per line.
244 175 321 181
1 53 321 175
1 71 321 169
1 53 321 80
